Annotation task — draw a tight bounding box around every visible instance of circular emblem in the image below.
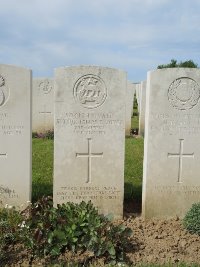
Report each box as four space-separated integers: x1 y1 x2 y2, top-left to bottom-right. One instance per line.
39 80 52 94
168 77 200 110
73 74 107 109
0 75 9 107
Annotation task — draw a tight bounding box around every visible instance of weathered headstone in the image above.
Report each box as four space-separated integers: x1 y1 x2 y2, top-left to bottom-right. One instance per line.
125 81 134 135
139 81 146 137
0 64 31 208
32 78 54 133
142 68 200 218
54 66 126 218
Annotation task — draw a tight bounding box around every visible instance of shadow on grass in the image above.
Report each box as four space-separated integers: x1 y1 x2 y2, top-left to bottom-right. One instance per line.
32 181 53 203
124 182 142 214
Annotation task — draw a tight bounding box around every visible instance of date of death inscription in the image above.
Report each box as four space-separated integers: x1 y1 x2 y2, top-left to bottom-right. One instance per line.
56 186 121 201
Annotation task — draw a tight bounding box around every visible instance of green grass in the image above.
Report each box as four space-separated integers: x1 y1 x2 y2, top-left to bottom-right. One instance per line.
124 137 143 200
32 138 53 202
131 115 139 129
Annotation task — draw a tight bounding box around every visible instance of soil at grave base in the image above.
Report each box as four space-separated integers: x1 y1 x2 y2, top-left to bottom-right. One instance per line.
3 208 200 266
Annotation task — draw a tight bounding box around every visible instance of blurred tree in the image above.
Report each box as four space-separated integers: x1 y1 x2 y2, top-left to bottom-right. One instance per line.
157 59 198 69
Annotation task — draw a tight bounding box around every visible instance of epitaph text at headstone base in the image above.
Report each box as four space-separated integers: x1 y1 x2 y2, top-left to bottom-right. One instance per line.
32 78 54 133
139 81 146 137
0 64 31 208
142 68 200 219
125 81 134 135
54 66 126 219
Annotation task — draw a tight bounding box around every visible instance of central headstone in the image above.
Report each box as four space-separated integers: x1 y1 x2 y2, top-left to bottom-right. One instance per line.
54 66 126 218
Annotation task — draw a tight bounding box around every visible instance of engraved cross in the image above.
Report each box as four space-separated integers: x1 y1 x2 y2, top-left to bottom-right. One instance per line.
39 105 51 115
168 139 194 183
0 151 7 158
76 138 103 183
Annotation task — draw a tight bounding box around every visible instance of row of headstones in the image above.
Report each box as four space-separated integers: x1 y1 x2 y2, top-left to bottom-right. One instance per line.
32 77 136 136
1 64 200 220
0 64 131 219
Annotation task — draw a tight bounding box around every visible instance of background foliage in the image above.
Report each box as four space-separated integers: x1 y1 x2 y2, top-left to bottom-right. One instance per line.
157 59 198 69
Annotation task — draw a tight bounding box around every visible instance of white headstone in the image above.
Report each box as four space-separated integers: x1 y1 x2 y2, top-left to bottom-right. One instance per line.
143 68 200 218
139 81 146 137
54 66 126 219
0 64 31 208
32 78 54 133
136 83 141 113
125 81 134 135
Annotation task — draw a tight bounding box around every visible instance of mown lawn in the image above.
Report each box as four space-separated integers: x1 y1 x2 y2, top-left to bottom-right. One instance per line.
124 137 143 200
32 138 54 202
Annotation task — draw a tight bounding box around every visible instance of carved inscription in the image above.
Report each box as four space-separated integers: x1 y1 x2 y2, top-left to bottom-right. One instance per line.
57 186 121 202
0 152 7 158
0 125 24 135
39 80 52 94
168 77 200 110
56 112 124 135
0 75 9 107
0 185 19 205
150 113 200 135
73 75 107 109
168 139 194 183
154 185 200 196
39 105 52 114
76 138 103 183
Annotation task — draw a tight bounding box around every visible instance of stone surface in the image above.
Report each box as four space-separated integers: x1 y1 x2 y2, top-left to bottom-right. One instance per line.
32 78 54 133
142 68 200 218
136 83 141 113
139 81 146 136
125 81 134 135
0 64 31 208
54 66 126 219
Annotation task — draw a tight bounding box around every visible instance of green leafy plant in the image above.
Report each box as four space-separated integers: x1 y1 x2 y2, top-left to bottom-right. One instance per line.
0 206 23 261
21 196 132 264
45 130 54 139
32 130 54 140
32 131 38 138
183 202 200 235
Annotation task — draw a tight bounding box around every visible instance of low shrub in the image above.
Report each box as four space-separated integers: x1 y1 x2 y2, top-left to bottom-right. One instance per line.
32 131 38 138
32 130 54 139
0 206 23 261
21 196 132 264
183 202 200 235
